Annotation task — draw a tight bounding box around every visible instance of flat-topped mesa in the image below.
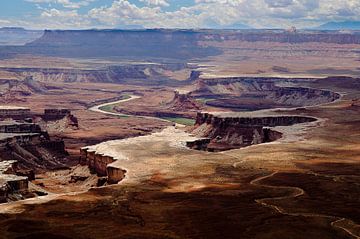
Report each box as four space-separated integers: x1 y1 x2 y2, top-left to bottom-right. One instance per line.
189 113 317 152
0 107 31 120
41 109 79 128
195 112 317 127
0 121 42 134
0 107 78 128
43 109 71 121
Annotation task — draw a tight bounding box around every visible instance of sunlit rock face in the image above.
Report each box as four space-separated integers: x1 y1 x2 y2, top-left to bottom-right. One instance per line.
192 77 340 110
189 113 316 151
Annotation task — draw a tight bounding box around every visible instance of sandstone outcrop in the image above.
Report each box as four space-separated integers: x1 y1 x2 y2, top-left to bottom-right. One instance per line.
0 76 47 103
193 77 340 110
106 166 127 185
80 147 126 185
0 106 78 129
0 160 29 203
0 120 71 202
0 63 190 86
167 91 202 111
0 106 31 120
0 121 69 172
189 112 316 151
39 109 79 129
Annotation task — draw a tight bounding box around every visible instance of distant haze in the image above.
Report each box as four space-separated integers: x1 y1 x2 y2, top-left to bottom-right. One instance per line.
0 1 360 29
1 29 360 61
316 21 360 30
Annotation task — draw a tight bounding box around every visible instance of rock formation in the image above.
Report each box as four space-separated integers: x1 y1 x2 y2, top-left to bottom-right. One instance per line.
167 91 202 111
40 109 79 128
0 106 31 120
193 77 340 110
0 120 71 202
0 63 190 86
80 148 126 185
0 121 69 171
189 112 316 151
0 76 47 103
0 27 43 46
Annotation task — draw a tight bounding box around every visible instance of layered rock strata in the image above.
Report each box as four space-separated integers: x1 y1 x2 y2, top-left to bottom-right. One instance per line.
80 147 126 184
193 77 340 110
189 113 317 151
0 120 68 185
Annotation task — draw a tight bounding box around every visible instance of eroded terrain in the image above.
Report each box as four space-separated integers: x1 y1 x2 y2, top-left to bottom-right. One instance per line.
0 29 359 239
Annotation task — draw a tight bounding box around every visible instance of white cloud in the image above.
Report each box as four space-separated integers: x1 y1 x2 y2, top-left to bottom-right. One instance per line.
26 0 94 9
11 0 360 29
139 0 169 7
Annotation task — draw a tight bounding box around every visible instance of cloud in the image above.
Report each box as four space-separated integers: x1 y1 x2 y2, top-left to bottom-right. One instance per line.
265 0 294 8
25 0 94 9
8 0 360 29
139 0 169 7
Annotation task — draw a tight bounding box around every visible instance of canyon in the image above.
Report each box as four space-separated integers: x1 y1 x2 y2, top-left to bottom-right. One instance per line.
0 29 358 239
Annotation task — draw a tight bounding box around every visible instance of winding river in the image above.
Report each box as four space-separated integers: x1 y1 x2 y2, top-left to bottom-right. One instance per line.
89 94 173 124
88 93 359 239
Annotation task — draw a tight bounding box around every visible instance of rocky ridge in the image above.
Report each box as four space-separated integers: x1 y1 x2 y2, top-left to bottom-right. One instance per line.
193 77 340 110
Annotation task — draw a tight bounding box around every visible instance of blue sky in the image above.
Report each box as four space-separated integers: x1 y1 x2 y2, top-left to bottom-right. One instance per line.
0 0 359 29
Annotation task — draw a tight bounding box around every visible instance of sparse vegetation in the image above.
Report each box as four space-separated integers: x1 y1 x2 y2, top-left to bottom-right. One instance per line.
162 117 196 126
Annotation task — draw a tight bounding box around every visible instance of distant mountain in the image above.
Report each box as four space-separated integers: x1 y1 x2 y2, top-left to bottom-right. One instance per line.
1 29 360 61
10 29 222 60
0 27 26 31
202 19 251 30
0 27 43 46
316 21 360 30
222 23 252 30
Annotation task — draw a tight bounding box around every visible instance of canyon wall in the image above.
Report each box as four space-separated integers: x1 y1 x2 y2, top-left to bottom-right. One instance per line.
0 176 28 203
193 77 340 110
0 107 78 129
0 77 47 103
0 121 68 171
189 113 316 151
0 108 31 120
199 31 360 44
80 148 126 184
195 112 317 128
0 122 42 134
42 109 71 121
0 63 189 86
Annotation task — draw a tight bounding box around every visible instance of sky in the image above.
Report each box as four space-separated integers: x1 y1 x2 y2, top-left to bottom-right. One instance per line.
0 0 359 29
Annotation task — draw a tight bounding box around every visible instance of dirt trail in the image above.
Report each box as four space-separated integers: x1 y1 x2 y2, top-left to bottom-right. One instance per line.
250 171 360 239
